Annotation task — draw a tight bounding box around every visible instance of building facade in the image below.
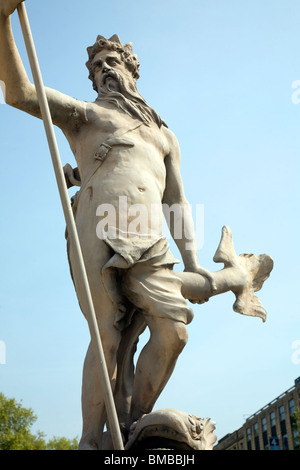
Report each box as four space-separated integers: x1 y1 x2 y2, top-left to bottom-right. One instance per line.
214 377 300 450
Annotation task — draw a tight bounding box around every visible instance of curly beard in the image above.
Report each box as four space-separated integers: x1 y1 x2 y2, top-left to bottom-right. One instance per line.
96 70 167 128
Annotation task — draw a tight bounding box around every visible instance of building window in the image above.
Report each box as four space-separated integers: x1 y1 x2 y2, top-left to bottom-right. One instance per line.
282 434 289 450
279 405 288 450
279 405 285 421
246 427 252 450
261 417 268 450
289 399 295 416
270 411 276 426
270 410 277 437
254 422 260 450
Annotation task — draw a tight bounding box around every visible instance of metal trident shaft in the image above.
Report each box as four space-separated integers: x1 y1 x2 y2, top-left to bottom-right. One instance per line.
16 2 124 450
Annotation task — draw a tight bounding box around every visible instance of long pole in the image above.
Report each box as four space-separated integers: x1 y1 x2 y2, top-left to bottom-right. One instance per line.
16 2 124 450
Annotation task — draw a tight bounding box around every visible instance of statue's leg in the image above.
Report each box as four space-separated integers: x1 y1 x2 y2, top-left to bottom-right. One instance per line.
113 311 146 431
122 262 193 431
80 327 120 450
128 316 188 428
68 236 122 450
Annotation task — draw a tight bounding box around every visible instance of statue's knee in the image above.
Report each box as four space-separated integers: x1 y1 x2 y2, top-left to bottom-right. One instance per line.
98 324 121 363
160 321 188 355
174 322 188 351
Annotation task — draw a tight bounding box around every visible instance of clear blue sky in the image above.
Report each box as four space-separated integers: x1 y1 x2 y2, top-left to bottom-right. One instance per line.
0 0 299 444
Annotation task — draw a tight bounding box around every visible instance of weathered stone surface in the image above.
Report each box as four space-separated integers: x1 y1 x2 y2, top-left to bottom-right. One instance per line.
0 5 273 449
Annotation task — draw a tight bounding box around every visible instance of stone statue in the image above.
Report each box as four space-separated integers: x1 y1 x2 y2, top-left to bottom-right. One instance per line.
0 1 273 450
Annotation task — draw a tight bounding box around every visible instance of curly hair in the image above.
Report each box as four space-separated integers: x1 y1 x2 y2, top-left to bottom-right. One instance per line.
86 34 140 92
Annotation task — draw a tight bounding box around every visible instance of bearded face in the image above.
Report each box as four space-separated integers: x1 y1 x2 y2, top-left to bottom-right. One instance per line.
91 49 165 128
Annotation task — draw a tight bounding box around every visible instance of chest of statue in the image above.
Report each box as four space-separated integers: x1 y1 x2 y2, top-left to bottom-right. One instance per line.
71 101 169 165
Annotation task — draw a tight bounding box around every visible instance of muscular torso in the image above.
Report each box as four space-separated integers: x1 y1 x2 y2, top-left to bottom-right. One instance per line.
63 101 171 239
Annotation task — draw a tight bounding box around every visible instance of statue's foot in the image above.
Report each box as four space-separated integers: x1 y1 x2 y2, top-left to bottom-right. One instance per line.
78 440 98 450
214 226 273 322
100 429 127 450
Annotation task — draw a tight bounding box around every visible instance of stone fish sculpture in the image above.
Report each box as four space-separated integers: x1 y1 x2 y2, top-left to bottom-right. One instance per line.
124 409 217 451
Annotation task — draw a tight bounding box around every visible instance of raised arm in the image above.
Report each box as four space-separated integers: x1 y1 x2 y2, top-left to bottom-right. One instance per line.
0 0 87 132
163 128 217 291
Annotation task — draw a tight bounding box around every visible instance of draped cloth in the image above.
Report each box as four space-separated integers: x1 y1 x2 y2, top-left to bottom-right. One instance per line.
101 231 194 330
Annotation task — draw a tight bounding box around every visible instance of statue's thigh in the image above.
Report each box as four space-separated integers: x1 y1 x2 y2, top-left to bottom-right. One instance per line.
68 237 116 323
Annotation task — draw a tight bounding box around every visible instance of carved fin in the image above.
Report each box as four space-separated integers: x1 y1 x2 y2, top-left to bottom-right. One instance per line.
233 253 273 322
213 225 239 267
214 227 273 322
233 290 267 322
238 253 274 292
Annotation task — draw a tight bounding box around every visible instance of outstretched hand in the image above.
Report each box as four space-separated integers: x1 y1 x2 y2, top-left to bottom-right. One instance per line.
0 0 24 18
